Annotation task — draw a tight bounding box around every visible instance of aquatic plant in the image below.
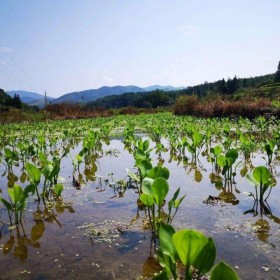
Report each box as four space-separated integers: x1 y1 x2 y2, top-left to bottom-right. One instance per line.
263 139 276 165
154 223 240 280
246 166 276 201
139 164 186 234
0 184 33 225
217 149 238 181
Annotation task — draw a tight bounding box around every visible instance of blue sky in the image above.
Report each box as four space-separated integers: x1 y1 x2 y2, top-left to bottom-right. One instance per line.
0 0 279 97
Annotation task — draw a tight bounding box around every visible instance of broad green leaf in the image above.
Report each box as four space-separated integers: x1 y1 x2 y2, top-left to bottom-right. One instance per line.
210 261 240 280
211 146 222 157
151 177 169 206
142 177 154 195
138 160 153 177
140 193 154 207
193 237 216 274
143 140 150 151
148 166 170 180
173 229 208 266
192 132 203 147
50 163 60 179
246 173 257 186
25 162 41 185
38 152 48 164
226 149 238 166
41 164 53 177
135 149 147 160
158 223 178 262
24 184 36 197
4 148 13 159
217 155 226 168
53 184 64 196
155 251 174 279
252 166 271 185
8 184 23 204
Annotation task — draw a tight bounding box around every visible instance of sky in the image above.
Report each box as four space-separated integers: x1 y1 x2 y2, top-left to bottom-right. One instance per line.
0 0 279 98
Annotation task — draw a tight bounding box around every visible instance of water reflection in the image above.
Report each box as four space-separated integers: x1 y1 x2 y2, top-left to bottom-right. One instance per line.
244 198 280 242
2 222 41 263
207 172 240 205
1 197 75 262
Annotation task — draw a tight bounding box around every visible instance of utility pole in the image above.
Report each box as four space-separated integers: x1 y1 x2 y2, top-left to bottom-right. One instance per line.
45 90 47 108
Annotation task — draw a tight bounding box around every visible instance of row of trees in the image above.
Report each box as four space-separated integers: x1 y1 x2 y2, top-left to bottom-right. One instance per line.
0 89 23 109
179 73 275 98
86 72 277 109
87 89 173 109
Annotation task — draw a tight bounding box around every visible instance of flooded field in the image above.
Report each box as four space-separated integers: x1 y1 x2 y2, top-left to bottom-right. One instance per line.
0 113 280 279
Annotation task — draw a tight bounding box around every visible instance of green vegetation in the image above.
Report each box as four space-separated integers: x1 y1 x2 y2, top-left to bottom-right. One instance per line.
2 65 280 279
1 112 280 278
156 223 239 280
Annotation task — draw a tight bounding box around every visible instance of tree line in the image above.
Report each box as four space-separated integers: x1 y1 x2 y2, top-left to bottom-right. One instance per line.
0 89 23 109
86 72 276 109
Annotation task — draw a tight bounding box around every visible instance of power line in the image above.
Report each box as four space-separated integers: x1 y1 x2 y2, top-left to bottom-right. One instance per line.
0 47 45 93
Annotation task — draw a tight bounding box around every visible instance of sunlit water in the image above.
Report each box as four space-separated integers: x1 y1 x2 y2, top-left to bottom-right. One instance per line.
0 138 280 280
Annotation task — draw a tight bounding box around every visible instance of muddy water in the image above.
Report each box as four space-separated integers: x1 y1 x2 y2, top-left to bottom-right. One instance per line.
0 138 280 280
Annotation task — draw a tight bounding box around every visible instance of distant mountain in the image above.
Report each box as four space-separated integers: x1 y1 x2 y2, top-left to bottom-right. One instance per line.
8 90 54 105
52 86 145 104
143 85 186 91
8 85 186 106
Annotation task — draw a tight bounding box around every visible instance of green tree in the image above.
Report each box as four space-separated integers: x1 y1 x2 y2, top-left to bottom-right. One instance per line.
275 61 280 83
0 89 13 106
13 94 23 109
227 76 238 94
218 78 227 94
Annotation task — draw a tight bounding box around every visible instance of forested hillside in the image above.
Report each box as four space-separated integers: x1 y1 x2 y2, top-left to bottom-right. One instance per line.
87 73 276 109
0 88 23 108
